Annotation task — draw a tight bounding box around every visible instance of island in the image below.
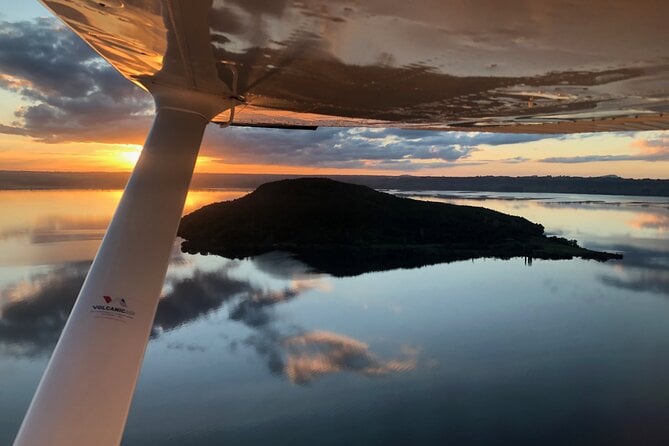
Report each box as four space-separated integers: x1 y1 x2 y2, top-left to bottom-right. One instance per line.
178 178 622 276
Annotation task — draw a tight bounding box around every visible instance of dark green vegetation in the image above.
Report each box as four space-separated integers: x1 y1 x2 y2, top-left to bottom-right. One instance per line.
178 178 621 276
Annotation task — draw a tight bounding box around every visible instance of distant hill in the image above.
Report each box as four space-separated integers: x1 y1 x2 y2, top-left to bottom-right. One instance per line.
348 175 669 197
178 178 621 276
1 171 668 197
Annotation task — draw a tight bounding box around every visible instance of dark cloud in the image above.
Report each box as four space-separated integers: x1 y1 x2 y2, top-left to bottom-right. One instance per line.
156 261 305 333
201 126 553 168
0 18 152 143
153 267 250 333
584 241 669 296
0 262 87 356
228 288 299 327
500 156 530 164
588 243 669 272
600 271 669 296
244 327 289 375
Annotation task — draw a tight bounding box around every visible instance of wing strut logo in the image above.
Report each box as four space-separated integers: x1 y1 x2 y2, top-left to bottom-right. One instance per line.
91 295 136 321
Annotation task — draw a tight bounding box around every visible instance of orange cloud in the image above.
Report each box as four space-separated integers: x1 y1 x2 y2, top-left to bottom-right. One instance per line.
627 214 669 232
631 135 669 157
284 330 419 384
0 73 33 90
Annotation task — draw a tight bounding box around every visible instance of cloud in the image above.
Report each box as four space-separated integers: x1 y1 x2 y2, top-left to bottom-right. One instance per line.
0 18 153 143
540 154 660 163
500 156 530 164
201 126 552 168
540 134 669 164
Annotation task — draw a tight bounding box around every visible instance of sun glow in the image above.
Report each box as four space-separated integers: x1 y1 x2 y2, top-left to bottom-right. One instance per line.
117 144 142 168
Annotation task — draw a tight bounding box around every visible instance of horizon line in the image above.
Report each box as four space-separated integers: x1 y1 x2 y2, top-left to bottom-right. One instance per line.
1 170 667 181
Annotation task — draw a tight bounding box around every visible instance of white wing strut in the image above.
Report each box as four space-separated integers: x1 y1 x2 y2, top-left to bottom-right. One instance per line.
14 106 212 446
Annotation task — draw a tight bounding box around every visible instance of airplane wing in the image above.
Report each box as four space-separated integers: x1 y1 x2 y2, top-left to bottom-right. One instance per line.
40 0 669 133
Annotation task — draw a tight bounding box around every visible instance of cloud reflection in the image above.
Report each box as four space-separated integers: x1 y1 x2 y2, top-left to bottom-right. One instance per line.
284 331 419 384
596 244 669 296
0 255 415 383
600 272 669 296
627 214 669 232
0 262 86 355
160 261 418 383
0 215 109 243
153 266 251 334
592 244 669 271
0 258 313 355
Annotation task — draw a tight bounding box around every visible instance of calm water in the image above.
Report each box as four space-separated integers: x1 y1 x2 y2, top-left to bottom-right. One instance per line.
1 189 669 445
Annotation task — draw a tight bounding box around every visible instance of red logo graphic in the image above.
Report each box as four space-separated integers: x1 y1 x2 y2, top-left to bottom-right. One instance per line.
103 295 112 303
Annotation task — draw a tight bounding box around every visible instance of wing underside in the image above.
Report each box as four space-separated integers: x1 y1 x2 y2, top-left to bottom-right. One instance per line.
42 0 669 132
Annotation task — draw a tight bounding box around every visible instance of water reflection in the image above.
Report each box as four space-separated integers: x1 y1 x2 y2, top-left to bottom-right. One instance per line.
410 192 669 299
187 252 420 382
592 244 669 271
408 192 669 248
0 249 416 384
0 262 86 356
0 216 108 242
284 332 418 384
3 189 669 445
628 214 669 232
600 270 669 296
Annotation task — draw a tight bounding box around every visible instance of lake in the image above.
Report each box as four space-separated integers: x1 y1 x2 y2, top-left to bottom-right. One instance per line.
1 188 669 445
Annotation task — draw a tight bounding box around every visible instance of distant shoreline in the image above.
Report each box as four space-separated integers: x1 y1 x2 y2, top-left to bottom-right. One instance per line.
1 170 668 197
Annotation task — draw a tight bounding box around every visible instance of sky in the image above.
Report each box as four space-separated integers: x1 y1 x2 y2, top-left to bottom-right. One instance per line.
0 3 667 178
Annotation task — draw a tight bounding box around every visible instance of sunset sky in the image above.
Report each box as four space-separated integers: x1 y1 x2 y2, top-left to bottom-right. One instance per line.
0 3 667 178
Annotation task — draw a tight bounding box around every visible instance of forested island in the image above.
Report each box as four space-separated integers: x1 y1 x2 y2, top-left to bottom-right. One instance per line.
178 178 621 276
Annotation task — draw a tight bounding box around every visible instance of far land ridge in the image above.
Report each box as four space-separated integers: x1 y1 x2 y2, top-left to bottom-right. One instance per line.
1 170 668 197
177 178 621 276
